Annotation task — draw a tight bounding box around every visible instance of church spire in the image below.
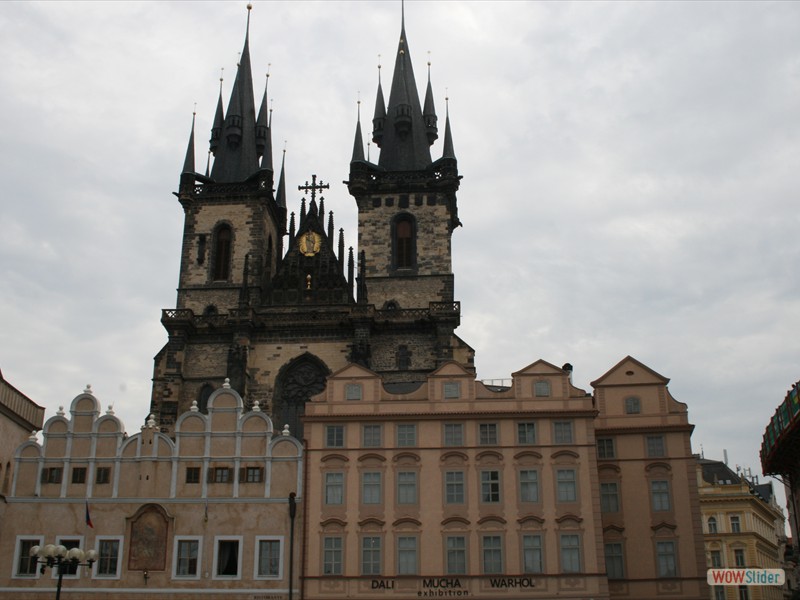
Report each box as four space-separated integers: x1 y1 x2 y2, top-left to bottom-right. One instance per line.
442 97 455 161
422 58 438 145
374 7 432 171
372 61 386 147
182 111 196 174
276 148 287 209
209 4 260 183
256 69 272 170
351 100 365 163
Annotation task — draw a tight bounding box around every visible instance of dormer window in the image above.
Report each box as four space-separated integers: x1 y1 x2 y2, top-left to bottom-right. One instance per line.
443 381 461 399
534 380 551 397
345 383 362 401
625 397 641 414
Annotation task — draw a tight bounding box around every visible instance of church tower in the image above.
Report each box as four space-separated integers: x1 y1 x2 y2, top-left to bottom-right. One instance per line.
151 6 472 437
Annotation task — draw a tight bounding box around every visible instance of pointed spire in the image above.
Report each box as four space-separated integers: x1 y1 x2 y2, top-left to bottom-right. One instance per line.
209 4 260 182
300 198 307 223
347 247 355 297
209 74 224 155
423 56 438 145
338 228 345 272
205 150 211 178
327 211 334 243
442 96 456 160
275 148 287 208
318 197 325 227
352 99 366 162
357 250 368 304
256 69 271 163
375 6 432 170
289 211 296 244
372 59 386 147
182 111 196 174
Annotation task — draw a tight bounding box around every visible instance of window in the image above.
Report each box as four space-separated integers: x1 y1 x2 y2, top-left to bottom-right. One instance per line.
651 480 671 511
597 438 615 459
362 425 382 448
522 535 542 574
444 423 464 446
625 396 641 414
185 467 201 484
734 548 746 567
397 471 417 504
15 537 42 577
553 421 573 444
443 381 461 399
446 536 467 574
600 482 620 513
394 215 415 269
481 535 503 574
445 471 465 504
656 541 677 577
40 467 62 484
714 586 726 600
481 471 501 503
212 224 232 281
557 469 577 502
519 470 539 503
325 473 344 505
397 536 417 575
345 383 362 400
326 425 344 448
710 550 722 568
71 467 86 484
605 542 624 579
708 516 718 533
730 515 741 533
95 467 111 484
242 467 263 483
534 380 551 397
479 423 498 445
362 472 382 504
256 538 282 578
213 467 231 483
738 586 750 600
323 537 343 575
55 538 81 577
397 424 417 447
560 534 581 573
517 422 536 444
214 537 241 578
95 538 122 578
361 536 381 575
174 537 201 578
646 435 665 457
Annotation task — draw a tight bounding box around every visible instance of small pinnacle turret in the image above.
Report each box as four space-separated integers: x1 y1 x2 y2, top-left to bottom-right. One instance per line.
352 101 365 163
182 112 196 174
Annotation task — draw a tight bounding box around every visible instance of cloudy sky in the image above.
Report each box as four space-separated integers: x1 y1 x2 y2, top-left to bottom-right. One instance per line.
1 1 799 486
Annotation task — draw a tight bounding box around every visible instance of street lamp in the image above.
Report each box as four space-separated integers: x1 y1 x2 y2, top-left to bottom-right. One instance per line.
29 544 97 600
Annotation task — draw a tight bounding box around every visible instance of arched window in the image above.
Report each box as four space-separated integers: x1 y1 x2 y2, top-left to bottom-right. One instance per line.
393 215 415 270
707 517 717 533
212 224 232 281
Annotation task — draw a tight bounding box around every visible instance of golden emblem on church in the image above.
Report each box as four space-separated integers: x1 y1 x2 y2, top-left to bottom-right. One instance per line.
298 231 322 257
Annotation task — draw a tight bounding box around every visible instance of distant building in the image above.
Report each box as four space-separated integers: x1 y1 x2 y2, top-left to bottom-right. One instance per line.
698 458 786 600
0 368 45 496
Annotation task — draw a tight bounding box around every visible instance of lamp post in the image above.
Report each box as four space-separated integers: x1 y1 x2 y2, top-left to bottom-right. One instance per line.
288 492 297 600
29 544 97 600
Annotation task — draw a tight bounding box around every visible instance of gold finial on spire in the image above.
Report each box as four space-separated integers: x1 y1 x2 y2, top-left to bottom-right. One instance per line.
427 50 431 67
193 102 197 116
267 63 271 78
247 2 252 10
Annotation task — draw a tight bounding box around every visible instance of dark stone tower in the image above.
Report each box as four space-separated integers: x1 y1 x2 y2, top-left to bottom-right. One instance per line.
151 6 472 437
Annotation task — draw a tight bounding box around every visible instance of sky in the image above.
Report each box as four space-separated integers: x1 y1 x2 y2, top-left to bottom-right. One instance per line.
1 1 799 491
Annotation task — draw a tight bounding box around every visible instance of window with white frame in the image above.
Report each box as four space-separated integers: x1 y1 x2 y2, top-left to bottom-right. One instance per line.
734 548 746 567
481 471 501 503
14 536 42 578
55 537 83 577
326 425 345 448
397 471 418 504
481 535 503 574
214 537 242 578
325 472 344 505
255 537 282 579
345 383 362 401
557 469 577 502
445 471 465 504
522 535 542 574
519 470 539 503
553 421 573 443
446 536 467 574
362 424 382 448
362 472 382 504
444 423 464 446
710 550 722 568
397 536 418 575
361 536 381 575
560 534 581 573
397 424 417 447
730 515 741 533
517 421 536 444
94 537 122 578
173 537 201 578
708 516 718 533
323 536 343 575
604 542 624 579
656 540 677 577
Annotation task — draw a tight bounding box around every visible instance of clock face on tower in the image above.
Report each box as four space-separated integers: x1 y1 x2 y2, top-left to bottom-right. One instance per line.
298 231 322 257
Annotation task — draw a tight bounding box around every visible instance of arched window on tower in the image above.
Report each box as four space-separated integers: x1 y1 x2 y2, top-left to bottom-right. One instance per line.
393 214 416 270
212 224 232 281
